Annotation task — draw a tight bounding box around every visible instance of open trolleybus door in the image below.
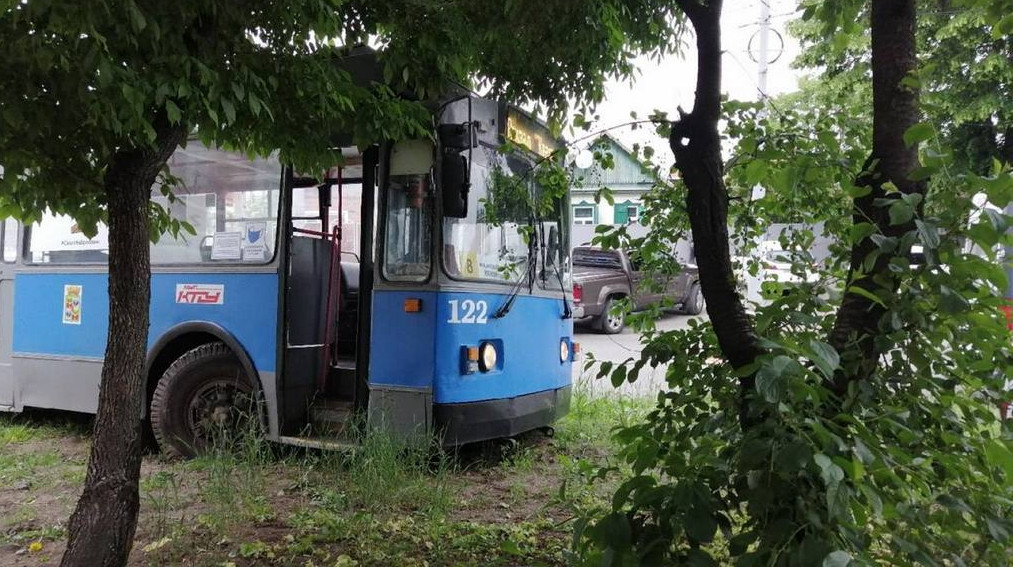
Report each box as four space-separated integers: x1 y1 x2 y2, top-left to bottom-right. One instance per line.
280 148 372 441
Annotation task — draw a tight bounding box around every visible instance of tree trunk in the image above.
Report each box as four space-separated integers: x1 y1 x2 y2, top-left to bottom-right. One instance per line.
829 0 924 395
61 123 186 567
671 0 762 424
1001 124 1013 166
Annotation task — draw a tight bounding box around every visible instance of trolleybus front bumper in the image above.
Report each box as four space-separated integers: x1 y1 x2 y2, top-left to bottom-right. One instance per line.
434 385 571 446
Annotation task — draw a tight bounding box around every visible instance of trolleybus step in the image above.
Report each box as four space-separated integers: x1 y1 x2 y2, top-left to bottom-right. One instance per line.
310 398 354 437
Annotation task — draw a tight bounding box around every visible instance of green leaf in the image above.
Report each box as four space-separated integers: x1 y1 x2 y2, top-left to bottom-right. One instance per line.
846 185 872 199
222 99 236 124
847 285 885 307
744 160 766 186
888 200 914 226
939 286 970 314
902 123 934 148
986 516 1011 542
850 222 876 244
808 340 839 378
823 550 852 567
756 355 793 403
908 165 934 181
165 100 181 125
985 440 1013 478
915 219 939 248
685 505 717 543
128 2 147 32
686 548 718 567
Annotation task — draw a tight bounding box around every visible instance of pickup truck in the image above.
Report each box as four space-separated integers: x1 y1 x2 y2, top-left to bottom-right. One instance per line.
572 246 703 334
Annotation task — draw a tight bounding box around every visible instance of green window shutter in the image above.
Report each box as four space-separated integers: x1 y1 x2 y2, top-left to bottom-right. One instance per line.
614 200 636 224
614 206 628 224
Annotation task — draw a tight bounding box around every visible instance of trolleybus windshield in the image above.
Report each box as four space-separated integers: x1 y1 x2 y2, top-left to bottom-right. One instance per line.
442 145 569 290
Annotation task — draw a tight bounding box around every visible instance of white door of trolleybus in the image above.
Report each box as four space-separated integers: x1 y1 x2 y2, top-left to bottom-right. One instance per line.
0 218 17 408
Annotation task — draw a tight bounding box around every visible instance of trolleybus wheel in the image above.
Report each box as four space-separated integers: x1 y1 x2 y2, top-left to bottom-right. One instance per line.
151 342 257 458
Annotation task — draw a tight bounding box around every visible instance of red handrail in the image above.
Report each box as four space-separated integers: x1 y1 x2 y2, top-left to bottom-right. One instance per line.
317 168 344 393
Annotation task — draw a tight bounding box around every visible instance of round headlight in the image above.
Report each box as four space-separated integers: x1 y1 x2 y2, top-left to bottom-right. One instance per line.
479 342 497 372
560 340 570 363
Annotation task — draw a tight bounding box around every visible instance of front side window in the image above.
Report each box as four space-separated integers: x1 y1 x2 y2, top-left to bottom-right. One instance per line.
26 142 282 265
382 174 433 281
382 140 435 282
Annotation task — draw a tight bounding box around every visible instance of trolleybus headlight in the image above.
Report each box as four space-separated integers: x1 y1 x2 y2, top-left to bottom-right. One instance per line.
560 340 570 363
479 342 497 372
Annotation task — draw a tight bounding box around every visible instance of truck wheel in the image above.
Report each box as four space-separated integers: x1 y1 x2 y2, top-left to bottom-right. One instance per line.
151 343 257 458
598 297 625 334
683 284 705 315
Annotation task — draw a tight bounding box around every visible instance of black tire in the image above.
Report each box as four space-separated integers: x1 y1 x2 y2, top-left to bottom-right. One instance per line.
597 297 625 334
151 342 257 458
683 284 705 315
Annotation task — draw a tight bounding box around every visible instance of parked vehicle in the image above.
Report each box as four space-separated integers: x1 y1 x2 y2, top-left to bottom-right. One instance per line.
571 246 701 334
753 240 821 299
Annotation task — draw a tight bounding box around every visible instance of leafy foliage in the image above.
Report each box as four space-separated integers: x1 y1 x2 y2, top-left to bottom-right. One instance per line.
577 134 1013 565
571 0 1013 559
791 0 1013 174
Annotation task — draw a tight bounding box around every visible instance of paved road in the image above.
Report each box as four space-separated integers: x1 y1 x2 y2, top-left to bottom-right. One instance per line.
572 312 704 399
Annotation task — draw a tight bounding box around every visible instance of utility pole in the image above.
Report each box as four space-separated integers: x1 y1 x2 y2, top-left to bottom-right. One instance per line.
744 0 775 305
757 0 771 109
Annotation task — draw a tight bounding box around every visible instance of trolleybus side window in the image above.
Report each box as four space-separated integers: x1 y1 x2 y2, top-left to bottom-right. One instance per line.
382 140 434 282
25 142 282 265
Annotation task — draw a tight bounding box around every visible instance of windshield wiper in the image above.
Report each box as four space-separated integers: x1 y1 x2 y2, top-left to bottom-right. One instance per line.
495 224 538 319
549 260 572 319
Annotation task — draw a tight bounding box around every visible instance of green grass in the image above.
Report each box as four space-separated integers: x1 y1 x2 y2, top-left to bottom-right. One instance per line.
554 389 653 456
284 508 567 566
1 389 646 566
0 449 64 484
0 411 91 444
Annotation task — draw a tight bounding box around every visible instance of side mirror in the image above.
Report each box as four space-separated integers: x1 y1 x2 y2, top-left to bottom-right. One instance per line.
440 153 469 218
438 123 475 150
548 225 561 265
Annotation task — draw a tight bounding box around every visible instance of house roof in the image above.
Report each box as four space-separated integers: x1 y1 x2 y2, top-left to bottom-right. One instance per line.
571 133 657 188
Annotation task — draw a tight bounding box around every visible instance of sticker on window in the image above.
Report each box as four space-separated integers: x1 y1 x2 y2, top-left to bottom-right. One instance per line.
62 284 82 325
210 231 242 261
175 284 225 305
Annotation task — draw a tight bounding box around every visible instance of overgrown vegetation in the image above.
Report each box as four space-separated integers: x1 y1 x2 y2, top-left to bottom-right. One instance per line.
572 1 1013 565
0 388 641 566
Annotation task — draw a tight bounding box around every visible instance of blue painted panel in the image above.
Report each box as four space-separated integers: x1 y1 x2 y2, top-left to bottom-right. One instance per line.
369 289 573 403
13 272 279 372
368 290 437 390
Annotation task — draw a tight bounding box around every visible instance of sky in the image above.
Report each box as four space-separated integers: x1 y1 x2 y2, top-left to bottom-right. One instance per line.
575 0 807 155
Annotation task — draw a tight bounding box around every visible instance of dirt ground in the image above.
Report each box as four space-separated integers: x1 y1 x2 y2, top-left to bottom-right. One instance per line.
0 403 628 566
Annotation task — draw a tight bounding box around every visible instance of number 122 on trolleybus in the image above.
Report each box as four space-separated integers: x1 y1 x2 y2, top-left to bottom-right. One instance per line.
0 89 577 457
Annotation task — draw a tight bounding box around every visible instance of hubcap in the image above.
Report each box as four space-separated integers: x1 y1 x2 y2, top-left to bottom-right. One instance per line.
607 312 623 330
186 378 252 444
